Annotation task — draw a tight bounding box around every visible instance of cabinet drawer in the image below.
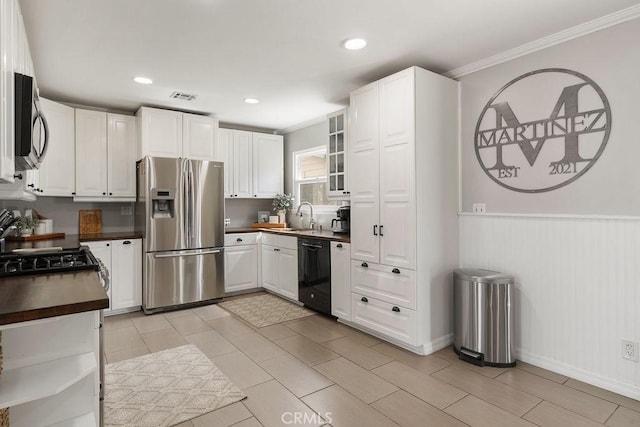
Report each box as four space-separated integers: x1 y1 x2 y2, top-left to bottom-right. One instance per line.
262 233 297 250
225 232 259 246
351 292 417 346
351 261 416 309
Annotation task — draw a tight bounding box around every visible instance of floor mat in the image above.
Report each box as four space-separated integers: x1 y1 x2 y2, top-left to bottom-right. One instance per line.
105 344 245 427
219 293 314 327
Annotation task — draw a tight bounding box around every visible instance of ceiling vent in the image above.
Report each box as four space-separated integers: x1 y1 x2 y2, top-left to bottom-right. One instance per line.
170 92 197 101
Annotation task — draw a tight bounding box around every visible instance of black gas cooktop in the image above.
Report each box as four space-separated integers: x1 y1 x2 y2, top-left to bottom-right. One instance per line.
0 247 100 278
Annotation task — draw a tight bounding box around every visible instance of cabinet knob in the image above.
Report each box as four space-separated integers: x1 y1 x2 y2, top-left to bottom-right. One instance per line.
106 243 110 247
236 238 243 242
102 192 106 195
109 192 113 196
274 248 280 252
72 192 76 195
123 241 131 245
392 268 400 274
392 306 400 313
336 243 342 248
361 297 368 303
361 262 368 268
254 195 257 197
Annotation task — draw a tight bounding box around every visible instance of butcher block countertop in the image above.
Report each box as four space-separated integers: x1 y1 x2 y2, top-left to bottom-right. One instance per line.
226 227 350 243
0 270 109 325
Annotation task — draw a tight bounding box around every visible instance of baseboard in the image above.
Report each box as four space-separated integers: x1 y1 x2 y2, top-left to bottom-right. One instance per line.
337 319 453 356
517 349 640 401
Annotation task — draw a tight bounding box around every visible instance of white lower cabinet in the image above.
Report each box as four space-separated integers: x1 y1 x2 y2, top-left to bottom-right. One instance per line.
351 292 417 346
224 233 259 293
330 241 351 320
261 234 298 301
85 239 142 314
0 311 100 426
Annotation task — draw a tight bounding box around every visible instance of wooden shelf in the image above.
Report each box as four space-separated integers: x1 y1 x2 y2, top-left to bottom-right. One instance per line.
0 352 96 408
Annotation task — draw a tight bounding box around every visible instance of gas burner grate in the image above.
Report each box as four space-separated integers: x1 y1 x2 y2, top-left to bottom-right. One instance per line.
0 247 99 278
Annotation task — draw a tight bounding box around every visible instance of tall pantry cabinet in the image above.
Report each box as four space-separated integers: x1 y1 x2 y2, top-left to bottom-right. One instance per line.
347 66 459 354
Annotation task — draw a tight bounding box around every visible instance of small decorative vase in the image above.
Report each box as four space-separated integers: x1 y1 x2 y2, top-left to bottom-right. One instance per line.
277 210 286 225
19 229 32 237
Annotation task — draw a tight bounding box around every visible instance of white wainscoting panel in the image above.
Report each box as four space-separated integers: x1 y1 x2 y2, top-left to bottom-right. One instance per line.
459 214 640 400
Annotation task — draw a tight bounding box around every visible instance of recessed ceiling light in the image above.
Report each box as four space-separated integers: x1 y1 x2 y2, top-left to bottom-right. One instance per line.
133 76 153 85
244 98 259 104
344 38 367 50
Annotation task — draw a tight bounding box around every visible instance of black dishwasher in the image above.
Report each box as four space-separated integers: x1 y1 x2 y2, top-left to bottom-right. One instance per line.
298 238 333 317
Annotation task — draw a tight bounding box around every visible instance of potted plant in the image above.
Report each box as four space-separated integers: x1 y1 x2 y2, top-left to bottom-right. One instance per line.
14 216 39 237
272 193 294 225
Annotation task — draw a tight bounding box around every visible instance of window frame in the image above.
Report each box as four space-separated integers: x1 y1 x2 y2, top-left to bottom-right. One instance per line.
292 146 339 213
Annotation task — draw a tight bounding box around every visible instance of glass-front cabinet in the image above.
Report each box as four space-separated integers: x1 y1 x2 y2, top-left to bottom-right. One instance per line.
327 109 349 197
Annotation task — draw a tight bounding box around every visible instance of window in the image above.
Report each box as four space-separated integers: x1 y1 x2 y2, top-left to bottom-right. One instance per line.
293 146 338 209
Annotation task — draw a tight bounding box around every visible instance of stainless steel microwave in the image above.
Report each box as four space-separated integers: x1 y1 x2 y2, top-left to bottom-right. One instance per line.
14 72 48 170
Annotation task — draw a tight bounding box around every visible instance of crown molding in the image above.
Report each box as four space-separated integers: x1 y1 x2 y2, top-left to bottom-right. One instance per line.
444 4 640 79
276 114 327 135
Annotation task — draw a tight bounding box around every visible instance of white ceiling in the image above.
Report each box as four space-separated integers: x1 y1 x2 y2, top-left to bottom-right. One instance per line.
20 0 640 132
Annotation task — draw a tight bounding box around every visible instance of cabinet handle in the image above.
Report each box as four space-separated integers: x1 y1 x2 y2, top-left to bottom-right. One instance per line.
27 183 34 188
373 225 377 236
102 192 106 195
361 297 368 303
123 241 131 245
361 262 368 268
379 225 384 237
336 243 342 248
392 268 400 274
236 238 243 242
72 192 76 195
274 248 280 252
106 243 110 247
392 306 400 313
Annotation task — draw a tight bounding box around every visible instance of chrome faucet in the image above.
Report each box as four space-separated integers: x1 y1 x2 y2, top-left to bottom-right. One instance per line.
296 202 316 230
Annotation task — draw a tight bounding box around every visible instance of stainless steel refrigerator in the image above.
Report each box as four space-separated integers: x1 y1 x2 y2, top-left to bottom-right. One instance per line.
136 157 225 313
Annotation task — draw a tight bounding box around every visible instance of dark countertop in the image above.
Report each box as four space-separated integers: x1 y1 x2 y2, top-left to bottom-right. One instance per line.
4 232 142 253
0 270 109 325
226 227 350 243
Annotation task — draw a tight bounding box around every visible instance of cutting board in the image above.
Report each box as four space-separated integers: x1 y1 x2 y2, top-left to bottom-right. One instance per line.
79 210 102 234
251 223 286 228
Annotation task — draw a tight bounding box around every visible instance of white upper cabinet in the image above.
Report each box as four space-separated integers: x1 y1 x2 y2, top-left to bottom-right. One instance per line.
233 130 253 198
182 112 218 161
75 109 136 200
222 128 283 199
107 114 137 197
137 107 182 158
38 98 75 197
137 106 219 161
327 109 349 197
75 109 108 197
252 133 283 198
218 128 234 198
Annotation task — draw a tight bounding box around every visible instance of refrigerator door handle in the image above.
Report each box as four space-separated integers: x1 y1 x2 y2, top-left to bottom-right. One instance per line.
154 249 221 258
182 158 190 246
188 159 196 244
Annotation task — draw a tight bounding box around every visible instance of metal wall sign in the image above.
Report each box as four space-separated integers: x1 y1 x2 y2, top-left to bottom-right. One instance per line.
474 68 611 193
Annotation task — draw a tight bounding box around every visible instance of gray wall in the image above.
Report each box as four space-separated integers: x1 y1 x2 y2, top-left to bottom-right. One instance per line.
460 18 640 215
225 198 274 227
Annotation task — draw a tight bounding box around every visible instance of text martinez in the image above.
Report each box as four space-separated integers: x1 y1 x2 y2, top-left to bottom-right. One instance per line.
476 83 609 178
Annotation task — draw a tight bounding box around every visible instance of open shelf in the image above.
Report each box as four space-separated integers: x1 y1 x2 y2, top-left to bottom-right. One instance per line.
0 352 96 408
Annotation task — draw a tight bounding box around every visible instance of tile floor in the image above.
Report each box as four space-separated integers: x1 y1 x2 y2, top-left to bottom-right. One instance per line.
104 292 640 427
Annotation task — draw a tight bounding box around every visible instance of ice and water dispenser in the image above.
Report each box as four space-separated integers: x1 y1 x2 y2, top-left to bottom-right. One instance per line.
151 188 175 218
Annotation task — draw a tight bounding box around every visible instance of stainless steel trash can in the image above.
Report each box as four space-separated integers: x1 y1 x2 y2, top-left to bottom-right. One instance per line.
453 268 516 367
